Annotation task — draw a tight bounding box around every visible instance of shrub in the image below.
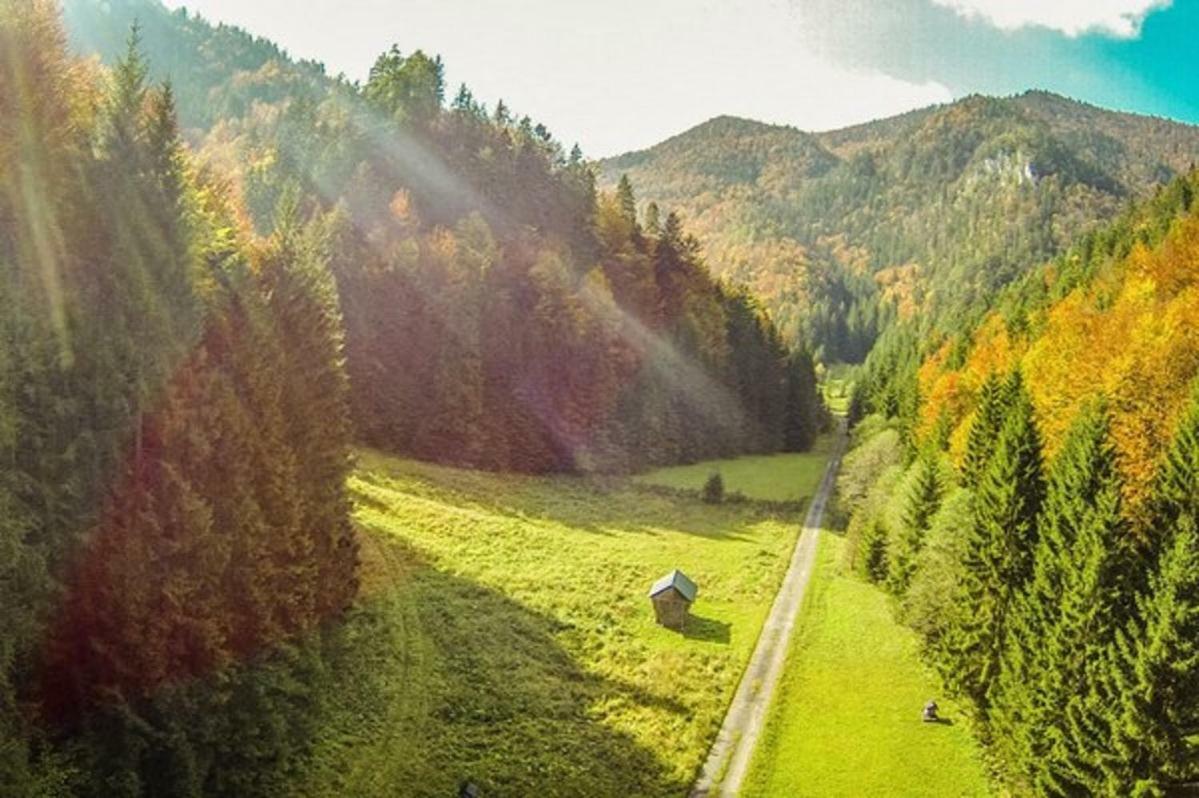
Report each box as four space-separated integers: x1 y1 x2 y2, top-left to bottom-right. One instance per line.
901 487 974 655
837 423 903 515
702 472 724 504
859 518 890 583
843 463 903 574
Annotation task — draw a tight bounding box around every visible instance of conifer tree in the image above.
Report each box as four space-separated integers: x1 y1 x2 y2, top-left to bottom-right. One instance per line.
102 22 149 160
616 174 638 225
888 450 944 595
644 201 661 237
859 517 890 584
944 371 1044 711
1099 393 1199 794
1102 516 1198 795
0 7 366 790
990 400 1135 793
257 208 359 615
963 372 1007 489
1146 387 1199 544
783 346 822 452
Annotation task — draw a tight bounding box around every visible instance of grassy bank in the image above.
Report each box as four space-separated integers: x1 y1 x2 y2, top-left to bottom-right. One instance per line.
742 532 992 797
297 448 831 797
634 434 835 503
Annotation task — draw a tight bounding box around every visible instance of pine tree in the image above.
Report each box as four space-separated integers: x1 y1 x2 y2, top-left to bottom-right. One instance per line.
102 22 150 163
963 372 1007 489
931 408 953 452
1103 516 1198 796
859 516 890 584
364 46 444 129
944 371 1044 712
257 210 359 616
783 347 822 452
644 201 661 237
1099 393 1199 795
143 80 199 347
1146 387 1199 545
3 5 364 789
888 450 944 595
989 400 1135 793
616 174 637 225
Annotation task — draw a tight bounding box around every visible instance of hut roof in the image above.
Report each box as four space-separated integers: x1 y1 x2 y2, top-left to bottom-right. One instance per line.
648 569 698 602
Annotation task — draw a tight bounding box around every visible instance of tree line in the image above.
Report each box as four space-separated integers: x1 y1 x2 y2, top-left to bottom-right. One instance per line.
0 4 826 795
1 7 356 794
841 174 1199 795
249 46 828 473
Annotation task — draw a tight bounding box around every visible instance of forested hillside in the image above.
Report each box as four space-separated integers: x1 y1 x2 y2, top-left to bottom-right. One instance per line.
63 0 827 474
25 0 1198 795
3 2 827 792
1 3 357 793
843 171 1199 795
62 0 333 134
600 94 1199 362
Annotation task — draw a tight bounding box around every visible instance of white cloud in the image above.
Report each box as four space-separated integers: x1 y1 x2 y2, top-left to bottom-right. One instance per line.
930 0 1171 37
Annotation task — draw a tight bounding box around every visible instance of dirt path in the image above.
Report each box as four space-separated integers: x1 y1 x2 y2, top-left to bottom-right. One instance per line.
689 422 848 797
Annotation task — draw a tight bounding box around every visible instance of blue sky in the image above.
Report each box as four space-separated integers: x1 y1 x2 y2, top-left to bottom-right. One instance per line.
160 0 1197 157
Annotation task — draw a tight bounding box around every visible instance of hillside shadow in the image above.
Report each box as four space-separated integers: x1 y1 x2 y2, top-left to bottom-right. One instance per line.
322 535 693 797
682 614 731 644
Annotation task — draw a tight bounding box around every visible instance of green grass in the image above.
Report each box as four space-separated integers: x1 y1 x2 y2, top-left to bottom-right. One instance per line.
821 362 856 417
297 448 831 797
742 532 993 797
633 434 836 504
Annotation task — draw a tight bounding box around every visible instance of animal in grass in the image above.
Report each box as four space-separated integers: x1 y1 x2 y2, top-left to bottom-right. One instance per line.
648 569 698 631
922 700 940 722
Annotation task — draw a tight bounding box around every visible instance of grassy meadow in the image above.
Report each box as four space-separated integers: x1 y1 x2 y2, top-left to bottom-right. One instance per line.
634 434 836 503
820 363 856 416
742 533 993 797
297 448 831 797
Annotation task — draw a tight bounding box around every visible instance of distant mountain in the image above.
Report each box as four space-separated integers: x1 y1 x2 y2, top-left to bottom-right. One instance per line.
600 92 1199 361
66 0 1199 365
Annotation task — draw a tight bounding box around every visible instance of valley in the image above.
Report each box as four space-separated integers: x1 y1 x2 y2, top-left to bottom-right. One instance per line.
299 449 830 796
600 94 1199 363
743 534 990 798
2 0 1196 795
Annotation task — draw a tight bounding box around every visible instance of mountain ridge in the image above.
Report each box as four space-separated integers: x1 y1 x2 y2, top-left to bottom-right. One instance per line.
611 89 1199 163
63 0 1199 365
598 90 1199 361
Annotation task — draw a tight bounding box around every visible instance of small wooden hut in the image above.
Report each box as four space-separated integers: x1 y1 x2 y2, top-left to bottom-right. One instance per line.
648 569 698 630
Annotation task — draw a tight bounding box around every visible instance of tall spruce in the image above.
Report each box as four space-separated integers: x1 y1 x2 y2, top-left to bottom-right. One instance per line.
1099 393 1199 795
990 400 1136 794
888 450 944 595
1104 516 1198 796
944 371 1044 711
963 371 1009 489
783 346 822 452
1146 386 1199 544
